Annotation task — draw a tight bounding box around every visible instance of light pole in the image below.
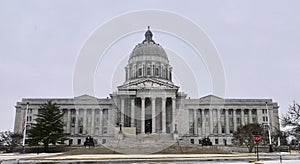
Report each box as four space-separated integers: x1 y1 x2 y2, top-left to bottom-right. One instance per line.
22 102 29 153
266 102 273 152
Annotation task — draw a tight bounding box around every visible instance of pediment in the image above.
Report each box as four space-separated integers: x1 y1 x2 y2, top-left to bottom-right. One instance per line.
199 95 224 101
74 94 97 100
118 78 179 90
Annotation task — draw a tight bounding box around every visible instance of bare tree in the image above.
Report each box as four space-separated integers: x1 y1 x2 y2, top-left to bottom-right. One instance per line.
0 131 22 152
282 102 300 141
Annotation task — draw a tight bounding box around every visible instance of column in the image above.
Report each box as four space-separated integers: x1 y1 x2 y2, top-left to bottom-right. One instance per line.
67 109 71 134
121 98 125 126
75 109 79 134
162 97 166 133
257 109 263 123
233 109 237 131
151 97 156 133
209 109 213 134
83 109 87 134
241 109 245 126
91 109 95 135
194 109 198 135
225 109 230 134
131 98 135 127
99 109 103 135
217 109 222 135
141 97 145 134
201 109 205 135
249 109 253 124
172 97 176 132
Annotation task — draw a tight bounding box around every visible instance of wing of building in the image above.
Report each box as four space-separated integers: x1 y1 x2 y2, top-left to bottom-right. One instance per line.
14 27 280 149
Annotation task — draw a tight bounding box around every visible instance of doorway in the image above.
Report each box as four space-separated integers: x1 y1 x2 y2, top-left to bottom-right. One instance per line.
145 119 152 134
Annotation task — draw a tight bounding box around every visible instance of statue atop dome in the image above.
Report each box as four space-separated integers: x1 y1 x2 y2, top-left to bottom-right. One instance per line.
143 26 155 44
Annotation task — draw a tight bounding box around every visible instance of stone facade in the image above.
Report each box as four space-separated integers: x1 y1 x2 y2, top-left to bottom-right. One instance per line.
14 27 280 147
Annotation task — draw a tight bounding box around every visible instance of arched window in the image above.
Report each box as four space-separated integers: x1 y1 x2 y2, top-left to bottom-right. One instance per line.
138 68 142 76
147 67 151 75
155 68 159 76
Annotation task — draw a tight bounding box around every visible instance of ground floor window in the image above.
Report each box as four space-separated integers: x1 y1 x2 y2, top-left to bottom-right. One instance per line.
190 139 194 144
77 139 81 145
215 139 219 145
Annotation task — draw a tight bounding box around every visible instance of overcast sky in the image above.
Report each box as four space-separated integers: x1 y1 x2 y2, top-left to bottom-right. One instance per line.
1 0 300 132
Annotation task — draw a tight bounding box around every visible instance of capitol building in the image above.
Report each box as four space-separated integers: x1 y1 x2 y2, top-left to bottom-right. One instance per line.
14 27 280 149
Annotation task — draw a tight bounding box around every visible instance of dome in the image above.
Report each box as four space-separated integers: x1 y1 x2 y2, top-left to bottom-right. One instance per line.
128 26 169 64
124 26 173 83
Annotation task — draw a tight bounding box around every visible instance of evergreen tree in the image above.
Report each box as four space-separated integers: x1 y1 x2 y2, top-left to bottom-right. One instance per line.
28 101 67 152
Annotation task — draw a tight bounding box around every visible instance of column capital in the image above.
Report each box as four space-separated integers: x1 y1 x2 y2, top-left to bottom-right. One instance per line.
151 97 156 100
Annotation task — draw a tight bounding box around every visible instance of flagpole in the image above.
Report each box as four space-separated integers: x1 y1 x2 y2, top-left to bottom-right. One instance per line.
22 102 29 153
266 102 273 152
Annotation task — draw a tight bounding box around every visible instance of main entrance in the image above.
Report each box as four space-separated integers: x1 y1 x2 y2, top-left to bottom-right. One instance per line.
145 119 152 134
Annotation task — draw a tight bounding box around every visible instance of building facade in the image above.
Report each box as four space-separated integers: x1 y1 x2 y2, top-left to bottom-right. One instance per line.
14 28 280 146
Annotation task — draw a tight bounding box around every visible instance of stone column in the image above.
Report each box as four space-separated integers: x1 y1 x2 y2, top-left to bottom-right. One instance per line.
209 109 213 134
91 109 95 135
121 98 125 126
83 109 87 134
131 98 135 127
233 109 237 131
75 109 79 134
257 109 263 123
217 109 222 135
67 109 71 134
225 109 230 134
162 97 166 133
172 97 176 132
193 109 198 135
151 97 156 133
201 109 205 135
241 109 245 126
141 97 145 134
99 109 103 135
249 109 253 124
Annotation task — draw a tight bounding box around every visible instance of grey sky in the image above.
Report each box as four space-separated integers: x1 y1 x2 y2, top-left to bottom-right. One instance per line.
1 0 300 131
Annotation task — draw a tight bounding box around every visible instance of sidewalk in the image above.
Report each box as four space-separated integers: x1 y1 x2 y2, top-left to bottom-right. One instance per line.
0 152 298 162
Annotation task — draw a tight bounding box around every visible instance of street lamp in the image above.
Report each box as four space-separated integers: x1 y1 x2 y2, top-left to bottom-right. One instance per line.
22 102 29 153
266 102 273 152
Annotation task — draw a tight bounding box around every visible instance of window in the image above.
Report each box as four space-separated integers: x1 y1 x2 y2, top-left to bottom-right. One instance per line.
138 68 142 76
102 139 106 144
147 67 151 75
215 139 219 145
77 139 81 145
69 139 73 145
79 126 83 134
72 117 76 124
155 68 159 76
191 139 194 144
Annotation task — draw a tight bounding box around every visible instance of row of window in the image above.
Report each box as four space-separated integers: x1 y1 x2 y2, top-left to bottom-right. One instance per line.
127 65 171 79
190 138 231 145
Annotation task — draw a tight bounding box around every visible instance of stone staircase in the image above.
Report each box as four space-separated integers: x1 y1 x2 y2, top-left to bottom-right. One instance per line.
104 133 183 154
